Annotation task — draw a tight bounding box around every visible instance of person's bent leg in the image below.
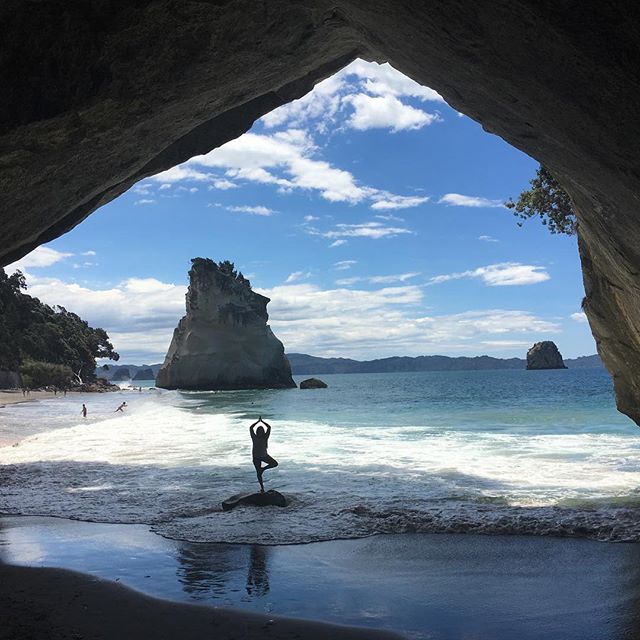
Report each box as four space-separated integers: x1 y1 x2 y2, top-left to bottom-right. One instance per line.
261 455 278 478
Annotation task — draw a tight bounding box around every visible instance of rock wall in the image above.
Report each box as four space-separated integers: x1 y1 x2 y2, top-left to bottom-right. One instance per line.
3 2 640 420
156 259 295 390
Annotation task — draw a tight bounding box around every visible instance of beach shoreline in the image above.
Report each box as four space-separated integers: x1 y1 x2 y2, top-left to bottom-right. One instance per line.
0 560 401 640
0 389 55 407
2 515 640 639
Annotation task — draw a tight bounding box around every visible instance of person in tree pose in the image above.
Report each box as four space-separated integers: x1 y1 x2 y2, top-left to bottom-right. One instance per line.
249 417 278 492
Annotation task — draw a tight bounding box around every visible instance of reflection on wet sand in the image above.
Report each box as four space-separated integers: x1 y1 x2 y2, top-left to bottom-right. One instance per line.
246 545 269 597
176 542 271 601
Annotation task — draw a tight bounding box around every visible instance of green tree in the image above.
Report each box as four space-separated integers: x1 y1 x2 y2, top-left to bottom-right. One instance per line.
0 268 119 383
506 166 577 235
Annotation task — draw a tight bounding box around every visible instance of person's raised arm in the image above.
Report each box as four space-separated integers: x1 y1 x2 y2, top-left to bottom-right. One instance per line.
261 419 271 439
249 418 260 439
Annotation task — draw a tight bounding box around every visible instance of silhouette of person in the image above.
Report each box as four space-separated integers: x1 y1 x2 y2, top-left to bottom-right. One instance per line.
81 403 87 418
250 417 278 493
115 402 127 412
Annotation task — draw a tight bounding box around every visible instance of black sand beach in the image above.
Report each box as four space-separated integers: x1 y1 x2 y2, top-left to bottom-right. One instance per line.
2 516 640 639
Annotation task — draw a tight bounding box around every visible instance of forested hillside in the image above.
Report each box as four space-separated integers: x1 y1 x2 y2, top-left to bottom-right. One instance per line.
0 269 119 386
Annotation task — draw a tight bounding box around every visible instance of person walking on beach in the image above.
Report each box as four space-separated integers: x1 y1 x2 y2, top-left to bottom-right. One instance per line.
81 404 87 418
250 417 278 493
115 401 127 412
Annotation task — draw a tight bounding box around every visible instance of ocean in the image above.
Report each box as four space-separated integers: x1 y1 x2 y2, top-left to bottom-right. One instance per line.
1 368 640 544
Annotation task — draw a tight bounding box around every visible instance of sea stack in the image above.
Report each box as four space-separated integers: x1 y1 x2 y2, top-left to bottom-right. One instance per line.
156 258 295 390
526 341 567 370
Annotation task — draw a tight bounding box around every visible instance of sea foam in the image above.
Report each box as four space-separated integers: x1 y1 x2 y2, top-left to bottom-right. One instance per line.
2 374 640 544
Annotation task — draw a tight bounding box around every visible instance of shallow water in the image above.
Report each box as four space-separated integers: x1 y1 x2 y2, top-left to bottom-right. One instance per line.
1 369 640 542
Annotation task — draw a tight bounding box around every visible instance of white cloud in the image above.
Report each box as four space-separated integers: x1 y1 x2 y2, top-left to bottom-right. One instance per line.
186 129 371 204
6 247 72 273
147 60 442 208
370 272 420 284
308 221 413 243
16 268 561 361
370 195 429 210
210 178 238 190
226 205 275 216
478 235 499 243
261 74 345 132
159 183 172 191
22 275 186 360
374 213 405 222
345 93 441 132
132 183 153 195
285 271 312 284
261 59 443 135
334 260 357 270
82 250 97 256
571 312 588 323
342 60 444 103
329 239 347 248
336 272 421 286
150 166 210 183
259 282 560 358
304 215 319 222
135 199 156 205
438 193 505 208
429 263 550 287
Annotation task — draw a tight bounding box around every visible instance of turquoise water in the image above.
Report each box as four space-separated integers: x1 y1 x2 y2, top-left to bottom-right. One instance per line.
1 368 640 542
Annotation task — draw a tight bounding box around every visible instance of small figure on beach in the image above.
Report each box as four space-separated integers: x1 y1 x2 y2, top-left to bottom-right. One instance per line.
250 417 278 493
81 403 87 418
115 402 127 413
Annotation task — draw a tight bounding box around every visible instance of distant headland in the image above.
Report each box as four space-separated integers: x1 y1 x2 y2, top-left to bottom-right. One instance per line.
98 352 603 381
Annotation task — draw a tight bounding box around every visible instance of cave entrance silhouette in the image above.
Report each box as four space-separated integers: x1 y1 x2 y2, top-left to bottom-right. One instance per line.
3 2 640 423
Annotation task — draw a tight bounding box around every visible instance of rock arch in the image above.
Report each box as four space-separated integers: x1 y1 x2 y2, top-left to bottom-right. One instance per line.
2 1 640 421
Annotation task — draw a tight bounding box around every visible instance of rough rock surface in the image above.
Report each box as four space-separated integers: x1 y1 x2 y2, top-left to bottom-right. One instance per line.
222 489 288 511
75 379 119 393
3 3 640 421
526 342 567 370
300 378 328 389
156 259 295 390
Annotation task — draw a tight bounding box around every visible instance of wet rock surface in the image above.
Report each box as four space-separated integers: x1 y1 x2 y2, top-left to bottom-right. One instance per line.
222 490 288 511
3 2 640 421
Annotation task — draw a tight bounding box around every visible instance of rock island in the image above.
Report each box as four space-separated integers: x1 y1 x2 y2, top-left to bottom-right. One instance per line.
156 259 295 390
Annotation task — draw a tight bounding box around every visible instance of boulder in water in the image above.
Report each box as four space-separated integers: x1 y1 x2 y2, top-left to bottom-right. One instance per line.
300 377 328 389
222 489 288 511
526 341 567 370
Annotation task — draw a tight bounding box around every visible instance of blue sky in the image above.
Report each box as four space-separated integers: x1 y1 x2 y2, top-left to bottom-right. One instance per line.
8 60 594 363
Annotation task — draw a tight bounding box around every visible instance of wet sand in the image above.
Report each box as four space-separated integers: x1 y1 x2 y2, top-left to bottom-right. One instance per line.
2 516 640 639
0 390 56 407
0 561 400 640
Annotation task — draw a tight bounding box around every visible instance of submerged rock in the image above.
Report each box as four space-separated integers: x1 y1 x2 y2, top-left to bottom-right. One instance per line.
300 377 328 389
222 489 288 511
156 259 296 390
526 341 567 370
